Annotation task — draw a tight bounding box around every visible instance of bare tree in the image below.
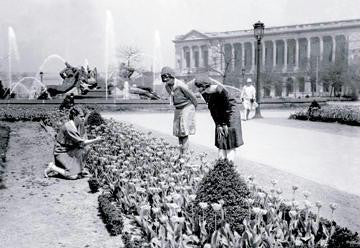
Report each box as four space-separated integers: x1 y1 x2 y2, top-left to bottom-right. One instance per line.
206 40 237 84
118 46 142 68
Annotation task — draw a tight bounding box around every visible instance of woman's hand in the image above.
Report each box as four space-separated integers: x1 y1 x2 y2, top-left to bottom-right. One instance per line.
222 125 229 137
217 126 224 141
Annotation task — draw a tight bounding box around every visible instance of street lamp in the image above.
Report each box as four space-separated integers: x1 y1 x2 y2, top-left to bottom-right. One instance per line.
253 21 265 118
39 71 44 83
241 68 246 86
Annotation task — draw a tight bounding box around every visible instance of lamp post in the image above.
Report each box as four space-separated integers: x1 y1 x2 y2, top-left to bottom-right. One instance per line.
39 71 44 83
241 68 245 86
253 21 265 118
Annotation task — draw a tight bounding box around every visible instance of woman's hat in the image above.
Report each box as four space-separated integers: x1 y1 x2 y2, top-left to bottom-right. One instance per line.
194 75 212 88
160 66 175 77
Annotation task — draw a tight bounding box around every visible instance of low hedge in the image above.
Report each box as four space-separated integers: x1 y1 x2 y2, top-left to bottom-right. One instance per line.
0 125 10 189
98 193 123 236
289 105 360 126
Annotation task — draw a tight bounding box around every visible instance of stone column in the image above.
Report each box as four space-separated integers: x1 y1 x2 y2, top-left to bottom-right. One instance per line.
332 35 336 62
230 44 235 72
241 43 245 68
282 80 287 97
319 36 324 62
251 42 255 73
262 42 266 67
295 39 299 70
189 47 194 71
273 40 277 68
283 39 288 72
307 38 311 61
304 76 312 95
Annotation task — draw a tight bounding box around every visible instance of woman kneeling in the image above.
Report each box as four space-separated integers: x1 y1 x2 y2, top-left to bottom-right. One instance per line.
44 106 102 179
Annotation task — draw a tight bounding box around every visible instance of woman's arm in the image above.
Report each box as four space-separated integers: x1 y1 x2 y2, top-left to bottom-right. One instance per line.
180 86 198 107
165 84 172 95
218 86 232 126
84 137 103 146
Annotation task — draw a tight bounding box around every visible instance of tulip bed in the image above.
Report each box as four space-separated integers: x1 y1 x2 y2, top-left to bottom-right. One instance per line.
0 125 10 189
1 106 359 247
289 105 360 126
85 118 360 247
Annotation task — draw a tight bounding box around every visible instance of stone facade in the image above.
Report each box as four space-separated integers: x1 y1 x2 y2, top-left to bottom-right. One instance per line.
173 19 360 98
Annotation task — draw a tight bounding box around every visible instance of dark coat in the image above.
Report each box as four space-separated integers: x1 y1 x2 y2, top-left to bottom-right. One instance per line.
202 85 244 149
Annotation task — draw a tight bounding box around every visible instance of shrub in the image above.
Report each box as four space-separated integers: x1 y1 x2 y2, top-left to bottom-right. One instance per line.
98 193 123 236
88 177 100 193
289 105 360 126
328 226 360 248
193 159 250 234
85 111 105 127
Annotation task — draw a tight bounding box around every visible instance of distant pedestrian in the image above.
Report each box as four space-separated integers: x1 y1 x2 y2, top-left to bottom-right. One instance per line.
307 99 321 117
161 66 197 157
44 106 102 179
194 76 243 162
241 78 256 120
59 93 75 110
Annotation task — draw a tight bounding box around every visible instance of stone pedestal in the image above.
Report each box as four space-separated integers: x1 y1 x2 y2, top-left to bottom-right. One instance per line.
318 82 323 96
305 81 312 95
282 84 287 97
270 85 276 97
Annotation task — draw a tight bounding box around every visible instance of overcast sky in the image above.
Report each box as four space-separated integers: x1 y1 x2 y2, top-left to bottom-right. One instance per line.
1 0 360 74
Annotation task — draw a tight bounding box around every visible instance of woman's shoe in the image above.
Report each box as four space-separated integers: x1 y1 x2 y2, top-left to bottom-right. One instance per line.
44 162 55 178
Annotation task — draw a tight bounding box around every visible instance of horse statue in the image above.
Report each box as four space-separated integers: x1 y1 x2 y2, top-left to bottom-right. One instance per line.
37 62 98 99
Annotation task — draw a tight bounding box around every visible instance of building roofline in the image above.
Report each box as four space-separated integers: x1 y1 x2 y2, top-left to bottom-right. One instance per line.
173 18 360 43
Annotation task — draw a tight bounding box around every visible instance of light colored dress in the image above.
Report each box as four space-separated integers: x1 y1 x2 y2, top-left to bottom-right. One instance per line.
166 79 197 137
241 85 256 110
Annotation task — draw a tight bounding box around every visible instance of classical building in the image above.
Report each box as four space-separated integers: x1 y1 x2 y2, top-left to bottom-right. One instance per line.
173 19 360 97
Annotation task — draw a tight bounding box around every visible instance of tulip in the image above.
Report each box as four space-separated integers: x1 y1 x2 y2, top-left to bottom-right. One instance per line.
211 203 222 212
304 200 312 209
303 190 311 199
271 179 278 187
199 202 208 210
248 175 255 182
289 210 297 219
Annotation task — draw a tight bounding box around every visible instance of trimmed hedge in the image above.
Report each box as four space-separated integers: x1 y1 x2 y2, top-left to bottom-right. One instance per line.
85 111 105 127
98 193 123 236
193 159 250 234
88 177 100 193
289 105 360 126
0 125 10 189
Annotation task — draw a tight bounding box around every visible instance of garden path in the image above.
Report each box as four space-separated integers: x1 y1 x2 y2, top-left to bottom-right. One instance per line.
0 122 123 248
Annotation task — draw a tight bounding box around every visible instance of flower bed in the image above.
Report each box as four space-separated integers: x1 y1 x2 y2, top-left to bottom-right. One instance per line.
85 118 360 247
1 106 359 247
0 125 10 189
289 105 360 126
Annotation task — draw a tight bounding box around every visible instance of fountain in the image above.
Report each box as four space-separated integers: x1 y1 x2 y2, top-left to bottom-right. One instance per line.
104 10 119 100
36 54 66 78
123 81 129 100
8 27 20 89
84 58 89 69
152 30 163 86
10 77 45 99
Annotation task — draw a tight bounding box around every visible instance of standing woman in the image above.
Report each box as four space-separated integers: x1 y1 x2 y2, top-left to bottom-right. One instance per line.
194 76 243 162
161 66 197 156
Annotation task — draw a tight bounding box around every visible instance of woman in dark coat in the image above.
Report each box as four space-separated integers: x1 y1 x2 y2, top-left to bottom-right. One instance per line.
194 77 243 161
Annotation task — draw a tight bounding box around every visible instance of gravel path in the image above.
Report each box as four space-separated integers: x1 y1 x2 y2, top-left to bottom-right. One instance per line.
0 122 123 248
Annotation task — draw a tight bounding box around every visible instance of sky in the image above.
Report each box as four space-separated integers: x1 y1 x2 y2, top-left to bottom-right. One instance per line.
0 0 360 74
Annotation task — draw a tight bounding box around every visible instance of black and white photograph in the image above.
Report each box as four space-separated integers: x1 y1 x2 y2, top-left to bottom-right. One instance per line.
0 0 359 247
